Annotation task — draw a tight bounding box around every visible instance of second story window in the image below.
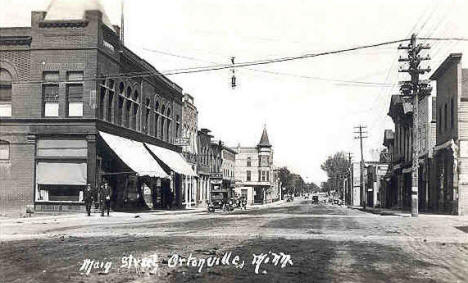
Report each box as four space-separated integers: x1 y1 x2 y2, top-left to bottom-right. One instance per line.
246 170 251 181
439 107 442 133
43 72 60 117
0 69 12 117
444 103 448 131
247 157 251 167
451 98 454 129
66 71 84 117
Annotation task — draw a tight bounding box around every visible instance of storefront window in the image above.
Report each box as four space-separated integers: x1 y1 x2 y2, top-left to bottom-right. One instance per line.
38 184 82 201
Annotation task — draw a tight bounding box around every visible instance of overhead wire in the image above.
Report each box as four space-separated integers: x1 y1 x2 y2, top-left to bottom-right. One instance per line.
13 38 410 86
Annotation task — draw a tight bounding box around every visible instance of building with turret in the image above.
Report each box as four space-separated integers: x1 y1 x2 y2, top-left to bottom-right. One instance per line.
233 126 275 205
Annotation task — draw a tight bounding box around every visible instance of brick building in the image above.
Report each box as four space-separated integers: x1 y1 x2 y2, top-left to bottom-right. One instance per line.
197 128 213 205
0 0 196 216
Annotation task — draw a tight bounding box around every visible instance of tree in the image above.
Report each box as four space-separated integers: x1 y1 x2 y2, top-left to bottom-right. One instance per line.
320 152 351 198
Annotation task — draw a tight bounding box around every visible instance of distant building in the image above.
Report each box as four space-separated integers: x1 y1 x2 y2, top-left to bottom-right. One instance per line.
181 93 198 207
210 141 236 202
233 126 274 205
350 162 361 206
197 128 213 205
365 162 388 208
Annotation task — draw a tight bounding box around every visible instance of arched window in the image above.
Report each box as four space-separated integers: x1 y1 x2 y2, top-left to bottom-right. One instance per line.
154 99 160 138
144 98 150 134
119 82 125 95
0 140 9 160
106 79 114 122
125 87 132 128
131 90 139 130
117 82 125 125
126 87 132 98
175 114 180 138
133 90 139 102
125 100 131 128
166 119 171 143
0 69 12 117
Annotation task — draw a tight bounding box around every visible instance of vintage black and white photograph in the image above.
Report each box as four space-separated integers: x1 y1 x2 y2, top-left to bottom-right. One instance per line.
1 0 468 282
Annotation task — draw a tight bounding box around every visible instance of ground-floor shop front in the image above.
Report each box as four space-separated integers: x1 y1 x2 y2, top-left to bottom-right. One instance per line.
0 121 196 215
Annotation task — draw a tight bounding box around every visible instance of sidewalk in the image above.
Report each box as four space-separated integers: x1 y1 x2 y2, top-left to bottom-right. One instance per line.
348 206 411 217
0 207 207 223
349 205 468 219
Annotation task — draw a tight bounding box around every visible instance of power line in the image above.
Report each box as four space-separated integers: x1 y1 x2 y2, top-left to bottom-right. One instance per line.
12 37 411 85
143 47 397 87
418 37 468 41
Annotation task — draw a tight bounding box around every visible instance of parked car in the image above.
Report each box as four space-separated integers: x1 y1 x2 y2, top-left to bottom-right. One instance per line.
312 196 319 204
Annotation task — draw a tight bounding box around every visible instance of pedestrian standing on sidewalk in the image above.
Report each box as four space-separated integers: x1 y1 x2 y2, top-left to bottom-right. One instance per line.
84 184 93 216
100 181 112 217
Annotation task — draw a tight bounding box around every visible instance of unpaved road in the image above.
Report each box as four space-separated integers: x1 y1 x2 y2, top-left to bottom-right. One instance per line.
1 200 468 282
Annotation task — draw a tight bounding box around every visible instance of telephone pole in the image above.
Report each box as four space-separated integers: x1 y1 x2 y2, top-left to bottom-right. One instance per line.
345 152 352 205
354 125 368 209
398 34 431 217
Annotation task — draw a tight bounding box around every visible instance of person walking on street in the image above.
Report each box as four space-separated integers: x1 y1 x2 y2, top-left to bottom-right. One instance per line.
84 184 93 216
100 181 111 217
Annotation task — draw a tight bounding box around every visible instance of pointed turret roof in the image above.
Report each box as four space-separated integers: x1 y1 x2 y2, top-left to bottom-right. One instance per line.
258 126 271 147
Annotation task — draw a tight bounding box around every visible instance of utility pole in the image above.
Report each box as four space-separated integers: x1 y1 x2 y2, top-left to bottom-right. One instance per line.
398 33 431 217
346 152 352 205
354 125 368 209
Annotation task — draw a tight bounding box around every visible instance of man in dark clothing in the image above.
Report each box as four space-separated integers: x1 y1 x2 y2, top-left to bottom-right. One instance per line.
84 184 93 216
100 182 111 216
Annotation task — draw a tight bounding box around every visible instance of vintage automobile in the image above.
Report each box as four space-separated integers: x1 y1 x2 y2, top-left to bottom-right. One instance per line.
312 195 319 204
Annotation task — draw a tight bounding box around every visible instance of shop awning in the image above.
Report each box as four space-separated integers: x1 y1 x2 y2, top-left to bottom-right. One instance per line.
99 131 168 178
145 143 197 177
37 162 87 185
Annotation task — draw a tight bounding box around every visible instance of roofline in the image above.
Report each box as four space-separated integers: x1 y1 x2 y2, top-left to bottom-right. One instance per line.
430 53 462 80
121 45 183 94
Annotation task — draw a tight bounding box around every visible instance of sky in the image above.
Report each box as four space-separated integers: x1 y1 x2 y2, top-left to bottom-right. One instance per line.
1 0 468 184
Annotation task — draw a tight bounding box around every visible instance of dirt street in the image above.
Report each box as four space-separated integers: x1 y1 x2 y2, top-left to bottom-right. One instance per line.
1 199 468 282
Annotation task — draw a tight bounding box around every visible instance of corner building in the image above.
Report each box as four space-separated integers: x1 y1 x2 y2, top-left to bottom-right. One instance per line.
233 127 274 205
0 0 196 216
